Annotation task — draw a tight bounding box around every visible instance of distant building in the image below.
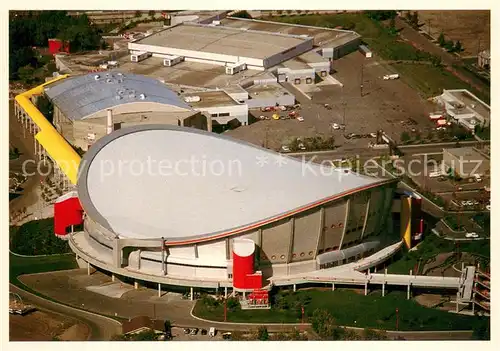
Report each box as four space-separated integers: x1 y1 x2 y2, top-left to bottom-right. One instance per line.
122 316 165 335
442 147 490 179
434 89 490 131
478 49 490 69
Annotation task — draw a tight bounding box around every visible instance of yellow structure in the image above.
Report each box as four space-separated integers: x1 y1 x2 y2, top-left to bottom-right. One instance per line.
15 75 82 185
400 195 412 249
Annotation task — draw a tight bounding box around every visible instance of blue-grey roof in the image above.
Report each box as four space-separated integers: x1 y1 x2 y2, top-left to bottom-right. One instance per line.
44 72 191 121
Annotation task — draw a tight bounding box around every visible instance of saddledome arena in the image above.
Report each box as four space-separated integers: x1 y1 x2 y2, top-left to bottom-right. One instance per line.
59 125 399 291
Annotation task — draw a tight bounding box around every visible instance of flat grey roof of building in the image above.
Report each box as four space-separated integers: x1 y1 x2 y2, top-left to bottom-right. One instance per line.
444 147 488 161
221 17 360 48
445 89 490 120
134 23 311 60
45 72 191 121
182 90 238 108
246 83 293 100
78 125 392 243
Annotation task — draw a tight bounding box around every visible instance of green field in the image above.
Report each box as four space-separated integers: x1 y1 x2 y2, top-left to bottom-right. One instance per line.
194 289 485 332
390 63 488 101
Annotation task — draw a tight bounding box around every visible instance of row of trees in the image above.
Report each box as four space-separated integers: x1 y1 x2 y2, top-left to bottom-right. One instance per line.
437 32 463 53
10 11 104 81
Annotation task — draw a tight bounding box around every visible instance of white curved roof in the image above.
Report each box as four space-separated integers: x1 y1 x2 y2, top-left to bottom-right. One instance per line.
44 72 191 121
78 125 390 243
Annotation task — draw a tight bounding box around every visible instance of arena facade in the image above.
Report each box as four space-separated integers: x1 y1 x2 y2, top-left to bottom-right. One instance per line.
54 124 399 292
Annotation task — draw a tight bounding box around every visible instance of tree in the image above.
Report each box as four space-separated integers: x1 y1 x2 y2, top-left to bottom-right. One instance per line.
17 64 36 84
257 326 269 341
226 296 240 311
438 32 446 46
311 309 336 339
148 10 155 19
444 40 455 52
389 17 396 32
454 40 463 52
135 10 142 18
232 10 252 19
411 11 419 28
400 131 411 143
286 10 292 14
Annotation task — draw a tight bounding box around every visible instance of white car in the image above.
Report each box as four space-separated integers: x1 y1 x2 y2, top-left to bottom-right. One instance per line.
298 142 306 150
296 116 304 122
465 200 474 206
281 145 291 153
369 132 377 138
465 232 479 238
486 205 491 211
332 123 340 130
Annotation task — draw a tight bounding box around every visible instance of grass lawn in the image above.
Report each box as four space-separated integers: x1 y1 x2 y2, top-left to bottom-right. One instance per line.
10 252 77 287
194 289 484 331
391 63 489 100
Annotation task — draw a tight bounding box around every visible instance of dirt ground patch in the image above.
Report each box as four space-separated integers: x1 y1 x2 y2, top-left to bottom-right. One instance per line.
9 310 90 341
414 294 448 308
418 11 490 57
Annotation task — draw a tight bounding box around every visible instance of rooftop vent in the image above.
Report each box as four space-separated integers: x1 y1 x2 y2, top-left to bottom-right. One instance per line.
115 95 122 100
184 95 201 103
106 78 112 83
139 93 146 100
94 75 100 80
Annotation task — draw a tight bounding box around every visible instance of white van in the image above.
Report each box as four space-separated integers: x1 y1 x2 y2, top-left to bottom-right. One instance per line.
208 327 217 337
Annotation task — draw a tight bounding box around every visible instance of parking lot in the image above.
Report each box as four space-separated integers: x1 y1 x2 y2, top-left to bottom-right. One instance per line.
227 51 437 151
171 327 225 341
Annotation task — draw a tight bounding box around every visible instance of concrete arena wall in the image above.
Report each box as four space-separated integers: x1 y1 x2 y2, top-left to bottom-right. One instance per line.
78 182 397 285
265 39 314 68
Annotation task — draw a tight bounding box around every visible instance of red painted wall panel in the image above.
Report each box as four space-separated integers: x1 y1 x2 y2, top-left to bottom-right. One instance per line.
48 39 70 55
232 250 262 290
54 195 84 237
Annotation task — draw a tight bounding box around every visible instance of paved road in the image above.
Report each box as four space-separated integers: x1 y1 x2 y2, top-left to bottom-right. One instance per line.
10 284 122 340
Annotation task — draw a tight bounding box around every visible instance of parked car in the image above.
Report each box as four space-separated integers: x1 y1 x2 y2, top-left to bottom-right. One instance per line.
298 142 306 151
296 116 304 122
222 332 232 340
183 328 191 334
209 327 217 337
288 111 297 117
369 132 377 138
259 115 266 120
465 232 479 238
201 329 208 335
190 328 199 335
281 145 291 153
486 205 491 211
332 123 340 130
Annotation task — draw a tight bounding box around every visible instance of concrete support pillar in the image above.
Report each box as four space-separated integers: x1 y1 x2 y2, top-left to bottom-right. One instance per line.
364 281 368 296
190 287 194 301
243 291 246 299
407 284 411 300
87 261 90 276
112 274 116 282
134 281 139 290
112 240 121 268
332 283 335 291
385 268 387 276
374 266 377 273
293 284 296 292
382 282 385 297
224 286 228 298
456 292 460 313
158 283 161 297
33 138 37 156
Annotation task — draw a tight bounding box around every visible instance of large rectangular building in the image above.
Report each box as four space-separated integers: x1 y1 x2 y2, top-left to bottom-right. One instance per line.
129 22 314 70
220 17 362 60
